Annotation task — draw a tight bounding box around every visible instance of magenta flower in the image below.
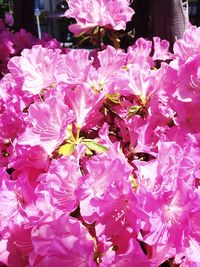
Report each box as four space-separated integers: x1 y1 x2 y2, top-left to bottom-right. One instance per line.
184 210 200 264
7 225 33 267
152 37 172 61
104 238 151 267
18 92 74 155
55 49 93 86
174 25 200 65
8 145 49 186
87 45 126 93
65 0 134 34
4 13 14 27
176 55 200 102
8 45 61 95
0 177 34 239
134 140 200 264
38 157 87 212
1 10 200 266
65 83 103 128
30 214 94 267
127 38 153 68
0 110 23 140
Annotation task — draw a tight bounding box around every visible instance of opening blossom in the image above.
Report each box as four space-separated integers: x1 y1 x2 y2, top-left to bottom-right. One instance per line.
65 0 134 34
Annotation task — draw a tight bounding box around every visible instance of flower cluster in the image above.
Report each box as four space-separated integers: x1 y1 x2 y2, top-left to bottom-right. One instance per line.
0 19 61 77
65 0 134 34
0 4 200 267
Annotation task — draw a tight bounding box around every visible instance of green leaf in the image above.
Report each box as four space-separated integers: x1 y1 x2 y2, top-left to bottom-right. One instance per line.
85 147 94 156
129 175 138 190
58 143 76 156
92 26 99 35
83 140 108 154
127 105 141 117
106 92 120 104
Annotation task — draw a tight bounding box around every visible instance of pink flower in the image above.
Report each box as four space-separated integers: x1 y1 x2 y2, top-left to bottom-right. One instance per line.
38 157 87 212
104 238 151 267
173 101 200 134
65 83 103 128
8 45 61 95
93 192 142 245
0 31 15 75
176 55 200 102
0 138 13 167
7 225 33 267
65 0 134 34
152 37 172 61
87 45 126 93
134 141 200 264
8 145 49 186
174 25 200 65
140 181 198 265
12 29 35 53
36 33 61 50
80 148 133 221
97 45 126 80
55 49 93 86
18 92 74 155
85 154 131 198
127 38 153 68
0 239 9 266
30 214 94 267
0 110 23 140
4 13 14 27
1 7 200 266
0 177 34 239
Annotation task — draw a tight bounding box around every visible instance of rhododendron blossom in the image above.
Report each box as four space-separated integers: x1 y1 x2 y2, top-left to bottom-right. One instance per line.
0 4 200 267
65 0 134 34
8 45 61 95
18 91 74 154
55 49 93 86
0 20 61 77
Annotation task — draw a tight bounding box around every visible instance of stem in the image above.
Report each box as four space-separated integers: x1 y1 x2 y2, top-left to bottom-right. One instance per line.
76 126 81 142
98 26 102 50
